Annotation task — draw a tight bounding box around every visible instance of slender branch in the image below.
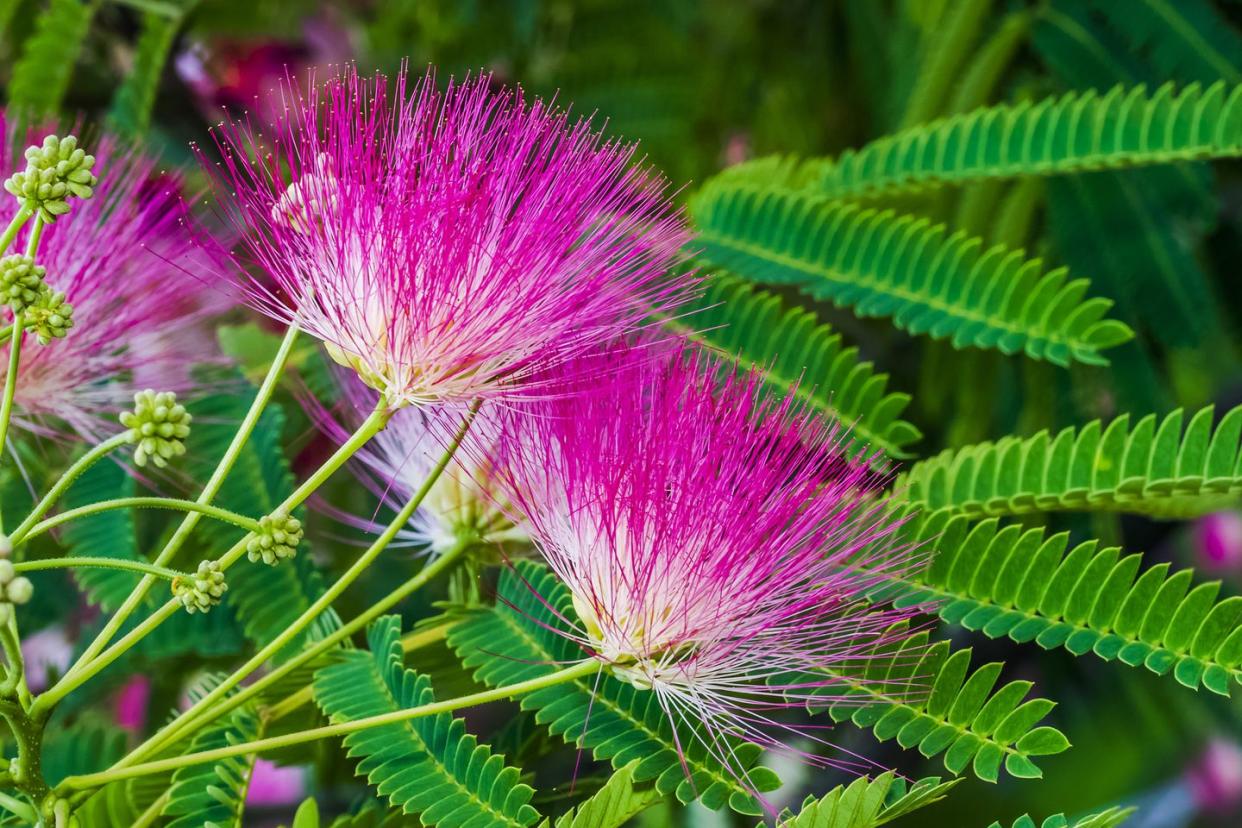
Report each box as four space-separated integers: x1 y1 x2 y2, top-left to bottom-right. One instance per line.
8 433 132 546
118 404 481 766
58 660 600 791
0 312 25 534
0 790 36 824
60 325 301 677
23 497 259 541
0 206 32 257
14 557 185 581
32 394 392 714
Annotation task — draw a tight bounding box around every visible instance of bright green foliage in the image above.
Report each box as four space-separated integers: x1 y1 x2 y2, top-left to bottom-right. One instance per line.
313 615 538 827
691 183 1132 366
986 808 1136 828
1082 0 1241 85
447 561 781 815
75 777 166 828
39 716 126 786
324 802 408 827
540 761 663 828
887 509 1242 695
666 271 920 456
163 705 262 827
898 403 1242 518
810 624 1068 781
770 772 960 828
5 0 96 120
811 81 1242 199
60 457 137 611
108 8 187 136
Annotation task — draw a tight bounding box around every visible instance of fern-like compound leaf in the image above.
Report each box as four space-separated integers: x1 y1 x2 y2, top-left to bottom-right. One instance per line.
665 271 921 457
884 509 1242 696
60 457 138 611
813 81 1242 199
769 772 960 827
691 183 1132 366
539 761 663 828
313 615 538 827
447 561 781 815
5 0 97 121
807 624 1067 782
987 807 1136 828
163 705 262 827
108 7 188 136
898 404 1242 518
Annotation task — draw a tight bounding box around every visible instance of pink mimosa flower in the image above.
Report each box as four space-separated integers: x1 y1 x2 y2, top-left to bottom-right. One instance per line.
195 66 693 408
488 347 926 795
113 675 151 732
0 122 228 439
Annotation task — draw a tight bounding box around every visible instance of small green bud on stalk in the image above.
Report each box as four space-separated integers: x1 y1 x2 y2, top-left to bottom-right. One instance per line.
3 135 98 222
0 255 46 312
173 560 227 614
247 511 304 565
120 390 192 467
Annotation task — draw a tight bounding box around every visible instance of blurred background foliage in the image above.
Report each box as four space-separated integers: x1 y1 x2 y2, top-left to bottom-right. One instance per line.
2 1 1242 826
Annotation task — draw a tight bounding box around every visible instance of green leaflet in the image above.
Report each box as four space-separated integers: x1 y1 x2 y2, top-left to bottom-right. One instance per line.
540 761 663 828
163 703 263 827
811 81 1242 199
987 808 1136 828
59 457 137 611
808 624 1067 782
446 561 781 815
6 0 97 120
665 271 921 457
1084 0 1242 85
40 715 126 786
886 509 1242 694
313 615 538 827
897 403 1242 518
691 182 1132 366
769 772 960 828
107 6 190 136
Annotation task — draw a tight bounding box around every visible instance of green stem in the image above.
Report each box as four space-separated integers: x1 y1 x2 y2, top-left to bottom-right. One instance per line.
60 326 301 676
0 207 32 257
118 404 481 768
32 394 392 714
14 557 185 581
8 433 131 547
23 497 259 542
0 313 25 534
0 618 23 697
0 791 36 824
59 660 599 791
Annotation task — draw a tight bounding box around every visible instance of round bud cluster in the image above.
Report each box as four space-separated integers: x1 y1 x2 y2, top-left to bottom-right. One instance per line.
4 135 98 223
174 560 227 614
0 255 46 312
247 511 304 565
0 559 33 625
120 390 192 468
25 290 74 344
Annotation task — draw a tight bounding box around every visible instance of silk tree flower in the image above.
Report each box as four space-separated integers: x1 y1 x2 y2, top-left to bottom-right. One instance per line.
196 66 693 408
309 373 527 556
487 347 926 792
0 121 228 439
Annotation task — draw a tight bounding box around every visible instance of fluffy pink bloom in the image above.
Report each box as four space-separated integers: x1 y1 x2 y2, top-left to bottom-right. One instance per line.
487 347 926 793
309 373 526 555
195 66 693 407
0 123 228 438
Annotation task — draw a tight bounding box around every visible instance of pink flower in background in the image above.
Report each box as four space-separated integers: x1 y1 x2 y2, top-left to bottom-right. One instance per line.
1194 512 1242 573
0 122 229 440
1188 739 1242 815
113 675 150 732
245 759 306 807
196 66 693 407
487 346 924 796
20 625 71 693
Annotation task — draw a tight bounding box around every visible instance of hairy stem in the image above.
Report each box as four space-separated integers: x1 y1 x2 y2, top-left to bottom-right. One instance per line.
14 557 185 581
117 404 480 768
0 312 25 534
32 396 393 714
59 325 301 680
8 433 132 547
59 660 600 791
22 497 260 541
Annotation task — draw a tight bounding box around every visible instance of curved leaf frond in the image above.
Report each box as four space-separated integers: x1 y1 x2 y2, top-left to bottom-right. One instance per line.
313 616 538 827
691 183 1132 366
898 404 1242 518
666 271 921 457
810 624 1068 782
447 561 781 815
987 807 1136 828
884 509 1242 695
815 81 1242 198
163 706 262 828
540 760 663 828
770 772 959 827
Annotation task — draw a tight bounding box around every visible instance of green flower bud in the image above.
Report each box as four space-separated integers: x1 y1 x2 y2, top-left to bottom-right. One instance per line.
26 288 74 345
0 559 15 584
246 511 304 565
0 255 46 312
4 135 98 222
4 576 32 605
120 390 192 468
174 560 227 614
0 535 11 558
